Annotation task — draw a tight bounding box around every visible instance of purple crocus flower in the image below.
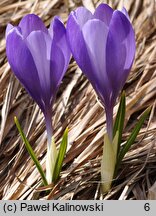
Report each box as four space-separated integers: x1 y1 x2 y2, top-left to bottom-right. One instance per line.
6 14 70 145
66 4 135 140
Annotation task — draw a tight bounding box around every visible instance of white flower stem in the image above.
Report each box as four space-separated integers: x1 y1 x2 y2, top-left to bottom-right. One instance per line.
44 110 57 184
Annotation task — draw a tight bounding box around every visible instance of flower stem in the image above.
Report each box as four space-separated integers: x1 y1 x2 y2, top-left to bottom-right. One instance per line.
45 110 53 148
105 106 113 141
44 109 57 184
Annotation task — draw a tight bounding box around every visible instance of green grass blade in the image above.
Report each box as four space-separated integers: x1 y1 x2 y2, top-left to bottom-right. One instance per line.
52 128 68 183
14 116 48 186
117 107 151 167
113 91 126 153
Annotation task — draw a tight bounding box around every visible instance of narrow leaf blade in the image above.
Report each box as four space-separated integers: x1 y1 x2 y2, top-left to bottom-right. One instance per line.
14 116 48 186
113 91 126 153
52 128 68 183
117 107 151 166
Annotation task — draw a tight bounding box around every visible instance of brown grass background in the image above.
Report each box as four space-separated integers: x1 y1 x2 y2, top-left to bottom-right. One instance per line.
0 0 156 200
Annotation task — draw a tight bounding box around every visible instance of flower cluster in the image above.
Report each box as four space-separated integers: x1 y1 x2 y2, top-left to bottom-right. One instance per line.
6 4 137 191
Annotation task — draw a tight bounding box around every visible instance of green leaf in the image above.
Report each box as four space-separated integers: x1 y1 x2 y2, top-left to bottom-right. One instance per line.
117 107 151 167
52 128 68 183
113 91 126 153
14 116 48 186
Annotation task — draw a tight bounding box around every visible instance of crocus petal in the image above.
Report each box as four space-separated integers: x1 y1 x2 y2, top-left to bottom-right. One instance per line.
67 14 110 105
72 7 93 29
19 14 48 38
93 3 113 26
5 23 14 38
121 7 130 20
66 13 95 84
106 10 135 104
6 29 44 110
50 42 65 94
82 19 108 82
82 19 112 106
50 16 70 73
26 31 52 106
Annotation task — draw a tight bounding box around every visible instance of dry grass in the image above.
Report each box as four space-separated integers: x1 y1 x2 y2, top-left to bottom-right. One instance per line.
0 0 156 200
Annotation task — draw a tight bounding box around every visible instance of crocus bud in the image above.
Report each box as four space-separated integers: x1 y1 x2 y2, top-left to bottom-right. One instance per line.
6 14 70 183
66 4 135 140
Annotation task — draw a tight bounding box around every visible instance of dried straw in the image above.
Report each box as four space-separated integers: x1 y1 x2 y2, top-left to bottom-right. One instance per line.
0 0 156 200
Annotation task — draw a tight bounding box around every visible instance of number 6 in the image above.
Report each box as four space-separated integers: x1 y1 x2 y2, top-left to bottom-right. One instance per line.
144 203 150 211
